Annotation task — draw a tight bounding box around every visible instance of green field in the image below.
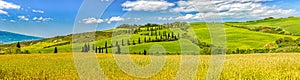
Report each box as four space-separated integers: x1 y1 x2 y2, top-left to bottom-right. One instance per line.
226 17 300 35
1 18 298 54
0 53 299 79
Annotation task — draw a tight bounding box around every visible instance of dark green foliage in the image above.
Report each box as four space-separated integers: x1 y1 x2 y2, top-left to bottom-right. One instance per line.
105 41 108 49
116 41 119 46
95 47 98 53
16 42 21 49
54 47 58 53
138 38 141 44
122 39 124 46
276 37 296 47
116 45 121 54
143 50 147 55
133 40 136 45
127 39 130 45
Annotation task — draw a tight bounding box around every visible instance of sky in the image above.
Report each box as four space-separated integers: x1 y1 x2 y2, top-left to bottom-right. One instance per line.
0 0 299 38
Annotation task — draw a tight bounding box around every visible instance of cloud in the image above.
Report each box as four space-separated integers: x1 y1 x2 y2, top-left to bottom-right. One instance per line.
122 1 175 11
170 0 296 19
106 16 124 24
0 0 21 15
32 10 44 13
82 16 141 24
9 20 16 22
33 17 53 22
158 13 203 21
82 17 104 24
17 16 29 21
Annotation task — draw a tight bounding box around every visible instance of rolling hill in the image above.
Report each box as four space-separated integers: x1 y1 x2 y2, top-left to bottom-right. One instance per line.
1 17 299 54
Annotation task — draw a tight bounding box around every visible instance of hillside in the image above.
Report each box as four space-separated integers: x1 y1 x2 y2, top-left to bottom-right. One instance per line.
1 17 300 54
0 31 42 44
226 17 300 36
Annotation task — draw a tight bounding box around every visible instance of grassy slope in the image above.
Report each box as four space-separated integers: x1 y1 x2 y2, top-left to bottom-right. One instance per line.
20 24 299 53
0 53 299 79
2 17 299 53
191 22 299 49
226 17 300 35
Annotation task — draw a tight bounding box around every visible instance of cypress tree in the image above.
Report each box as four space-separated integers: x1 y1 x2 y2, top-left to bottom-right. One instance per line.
133 40 136 45
171 32 174 39
87 44 90 52
105 41 107 49
138 38 141 44
82 47 84 52
116 41 119 46
167 33 170 40
122 39 124 46
84 43 88 52
143 50 147 55
17 42 21 49
105 48 108 54
54 47 58 53
117 45 121 54
95 47 98 53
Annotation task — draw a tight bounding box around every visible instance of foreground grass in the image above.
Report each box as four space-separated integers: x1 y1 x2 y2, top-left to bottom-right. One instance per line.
0 53 299 79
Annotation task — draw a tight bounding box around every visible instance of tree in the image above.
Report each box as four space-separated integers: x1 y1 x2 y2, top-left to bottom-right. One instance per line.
105 48 108 54
17 42 21 49
95 47 98 53
105 41 108 49
54 47 58 53
138 37 141 44
171 32 174 39
116 45 121 54
127 39 130 45
143 50 147 55
87 44 90 52
178 33 180 39
116 41 119 46
133 40 136 45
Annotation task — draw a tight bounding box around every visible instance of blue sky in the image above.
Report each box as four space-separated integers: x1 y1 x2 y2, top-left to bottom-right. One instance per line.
0 0 299 38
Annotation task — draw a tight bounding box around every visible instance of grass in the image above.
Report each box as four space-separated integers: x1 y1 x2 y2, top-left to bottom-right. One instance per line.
14 22 299 54
2 17 300 53
0 53 299 79
191 22 299 49
226 17 300 35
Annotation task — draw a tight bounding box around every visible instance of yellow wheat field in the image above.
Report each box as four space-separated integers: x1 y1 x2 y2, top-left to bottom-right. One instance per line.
0 53 299 80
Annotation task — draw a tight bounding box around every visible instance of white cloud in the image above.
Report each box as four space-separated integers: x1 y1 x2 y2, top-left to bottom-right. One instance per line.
32 10 44 13
82 16 141 24
0 0 20 15
122 1 175 11
33 17 53 22
9 20 16 22
18 16 29 21
170 0 296 19
82 17 104 24
106 16 124 24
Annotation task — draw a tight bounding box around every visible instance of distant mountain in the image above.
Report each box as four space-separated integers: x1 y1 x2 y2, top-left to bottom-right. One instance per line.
0 31 42 44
